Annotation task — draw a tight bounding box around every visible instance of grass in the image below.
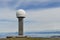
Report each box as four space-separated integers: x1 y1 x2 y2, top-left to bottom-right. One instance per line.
0 37 60 40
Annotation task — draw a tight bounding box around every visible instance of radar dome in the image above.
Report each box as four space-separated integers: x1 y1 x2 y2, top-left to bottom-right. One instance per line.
16 9 26 17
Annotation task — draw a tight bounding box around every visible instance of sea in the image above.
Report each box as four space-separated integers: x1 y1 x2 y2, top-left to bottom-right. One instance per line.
0 31 60 38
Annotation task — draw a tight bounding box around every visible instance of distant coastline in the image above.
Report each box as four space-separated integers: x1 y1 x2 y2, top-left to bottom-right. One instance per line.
0 31 60 38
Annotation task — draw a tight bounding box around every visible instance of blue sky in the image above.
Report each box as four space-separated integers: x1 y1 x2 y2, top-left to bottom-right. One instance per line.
0 0 60 33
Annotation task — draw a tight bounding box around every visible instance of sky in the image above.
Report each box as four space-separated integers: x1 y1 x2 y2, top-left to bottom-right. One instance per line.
0 0 60 33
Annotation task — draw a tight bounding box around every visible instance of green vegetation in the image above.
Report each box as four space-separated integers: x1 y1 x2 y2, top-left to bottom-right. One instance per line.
0 37 60 40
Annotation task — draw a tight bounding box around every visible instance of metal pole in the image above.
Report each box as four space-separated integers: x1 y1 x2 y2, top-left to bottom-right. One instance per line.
18 17 24 36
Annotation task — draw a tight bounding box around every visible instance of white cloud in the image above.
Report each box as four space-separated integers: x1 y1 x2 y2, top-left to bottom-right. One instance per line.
0 0 60 9
0 8 16 19
0 8 18 32
24 7 60 32
0 22 18 32
17 0 50 2
0 0 13 7
0 0 60 33
15 0 50 8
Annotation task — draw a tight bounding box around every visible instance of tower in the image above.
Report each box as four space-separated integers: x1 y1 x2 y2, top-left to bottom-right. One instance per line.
16 9 26 36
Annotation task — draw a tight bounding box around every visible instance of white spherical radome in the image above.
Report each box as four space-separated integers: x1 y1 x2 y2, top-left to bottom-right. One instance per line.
16 9 26 17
